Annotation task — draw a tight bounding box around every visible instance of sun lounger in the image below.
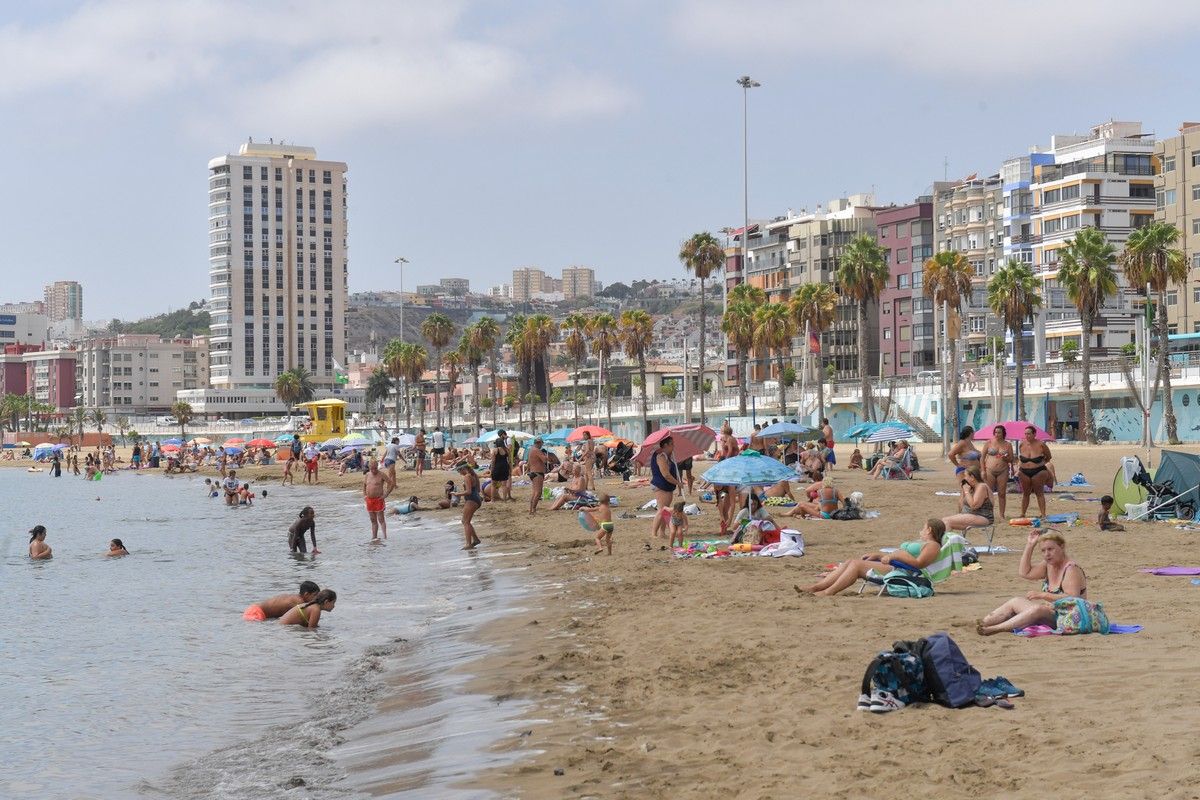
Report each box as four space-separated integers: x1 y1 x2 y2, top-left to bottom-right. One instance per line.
857 534 968 596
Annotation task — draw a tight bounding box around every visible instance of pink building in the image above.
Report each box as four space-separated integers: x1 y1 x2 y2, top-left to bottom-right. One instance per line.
875 199 935 377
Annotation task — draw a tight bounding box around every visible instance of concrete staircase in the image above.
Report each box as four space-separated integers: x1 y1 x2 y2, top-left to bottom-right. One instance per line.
892 405 941 443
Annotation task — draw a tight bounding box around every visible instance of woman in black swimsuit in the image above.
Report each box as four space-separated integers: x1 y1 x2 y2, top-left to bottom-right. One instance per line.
1016 426 1052 518
490 430 512 501
455 461 483 550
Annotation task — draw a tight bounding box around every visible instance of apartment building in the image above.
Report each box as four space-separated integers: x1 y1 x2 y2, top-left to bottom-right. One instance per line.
0 312 50 348
875 199 935 376
439 277 470 296
1030 121 1150 357
207 140 349 390
788 195 881 380
562 266 595 299
1155 122 1200 334
76 334 208 412
935 176 1004 362
43 281 83 322
511 268 546 302
25 349 77 410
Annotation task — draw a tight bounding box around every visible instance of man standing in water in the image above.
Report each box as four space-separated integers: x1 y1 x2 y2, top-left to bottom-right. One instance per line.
527 437 548 515
364 458 391 541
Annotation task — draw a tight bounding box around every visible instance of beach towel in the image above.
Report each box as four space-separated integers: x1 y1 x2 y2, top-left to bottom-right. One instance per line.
935 491 959 497
1139 566 1200 575
1014 624 1142 637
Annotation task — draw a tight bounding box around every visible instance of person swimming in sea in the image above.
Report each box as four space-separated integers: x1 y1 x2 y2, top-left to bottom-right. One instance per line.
243 581 320 620
29 525 52 560
278 589 337 628
106 539 129 557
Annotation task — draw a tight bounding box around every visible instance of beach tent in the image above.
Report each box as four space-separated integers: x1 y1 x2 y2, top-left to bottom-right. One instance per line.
1144 450 1200 516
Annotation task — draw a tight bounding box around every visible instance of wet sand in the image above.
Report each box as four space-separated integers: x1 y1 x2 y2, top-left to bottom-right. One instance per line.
15 443 1200 798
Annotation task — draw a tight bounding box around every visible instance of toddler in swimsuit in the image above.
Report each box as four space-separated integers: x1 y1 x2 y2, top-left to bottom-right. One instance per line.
669 499 689 548
592 493 615 555
1098 495 1125 531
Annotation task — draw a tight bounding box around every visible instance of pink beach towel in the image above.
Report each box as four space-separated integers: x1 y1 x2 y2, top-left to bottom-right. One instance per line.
1139 566 1200 576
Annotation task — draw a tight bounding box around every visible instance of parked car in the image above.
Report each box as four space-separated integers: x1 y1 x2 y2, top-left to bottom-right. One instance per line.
156 416 178 427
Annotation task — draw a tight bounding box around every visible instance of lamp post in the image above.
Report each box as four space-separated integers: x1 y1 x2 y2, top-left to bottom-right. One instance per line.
735 75 760 416
394 257 408 343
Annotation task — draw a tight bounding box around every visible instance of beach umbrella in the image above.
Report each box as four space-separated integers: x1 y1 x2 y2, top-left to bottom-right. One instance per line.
864 425 914 444
396 433 417 447
700 451 796 488
273 433 294 444
320 437 343 450
188 437 211 445
341 432 369 445
843 422 883 439
478 429 534 443
757 421 820 440
161 437 183 446
635 423 716 465
463 435 478 445
972 421 1052 441
337 443 372 455
161 443 180 452
224 437 246 445
542 426 576 445
223 446 245 455
568 425 613 442
245 438 275 448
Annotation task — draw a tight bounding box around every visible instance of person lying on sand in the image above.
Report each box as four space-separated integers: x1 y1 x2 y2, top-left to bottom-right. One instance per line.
764 479 795 502
243 581 320 620
976 530 1087 635
787 476 841 519
796 519 946 597
278 589 337 628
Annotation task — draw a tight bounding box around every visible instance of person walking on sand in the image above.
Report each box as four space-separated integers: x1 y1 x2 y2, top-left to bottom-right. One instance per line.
243 581 320 620
527 437 548 515
281 447 296 486
303 442 320 485
364 459 391 541
383 436 401 491
454 460 483 550
28 525 52 559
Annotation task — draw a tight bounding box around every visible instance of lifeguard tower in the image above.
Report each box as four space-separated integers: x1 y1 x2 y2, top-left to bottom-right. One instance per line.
296 399 347 443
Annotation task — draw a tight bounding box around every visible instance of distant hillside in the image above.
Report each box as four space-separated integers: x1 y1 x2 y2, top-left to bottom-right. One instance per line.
346 305 502 352
109 304 211 339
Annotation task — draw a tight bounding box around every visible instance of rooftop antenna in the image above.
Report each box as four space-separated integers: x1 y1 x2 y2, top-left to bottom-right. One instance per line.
943 156 949 181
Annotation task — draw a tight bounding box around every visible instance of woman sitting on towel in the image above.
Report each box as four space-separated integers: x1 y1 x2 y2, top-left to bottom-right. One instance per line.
788 475 841 519
796 519 946 596
976 530 1087 635
941 465 994 531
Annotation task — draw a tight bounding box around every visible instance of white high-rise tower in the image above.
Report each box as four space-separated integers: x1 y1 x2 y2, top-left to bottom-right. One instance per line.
207 140 348 390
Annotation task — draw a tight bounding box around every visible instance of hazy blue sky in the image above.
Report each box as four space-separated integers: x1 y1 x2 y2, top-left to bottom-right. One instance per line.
3 0 1199 319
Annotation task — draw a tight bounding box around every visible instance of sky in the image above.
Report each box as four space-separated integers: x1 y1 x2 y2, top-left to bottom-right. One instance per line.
3 0 1200 320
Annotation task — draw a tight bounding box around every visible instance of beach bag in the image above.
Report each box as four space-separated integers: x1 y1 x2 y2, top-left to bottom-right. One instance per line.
831 499 863 521
1053 597 1111 635
881 573 933 598
861 650 927 706
899 633 981 708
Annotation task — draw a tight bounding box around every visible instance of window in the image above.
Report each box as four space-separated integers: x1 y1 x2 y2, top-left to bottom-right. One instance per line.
1192 286 1200 303
912 268 923 289
883 328 892 340
1165 156 1177 173
1157 189 1165 209
899 326 911 341
1166 189 1177 206
1193 151 1200 168
1193 253 1200 269
1193 219 1200 236
242 166 252 179
898 274 910 289
900 352 911 367
1130 183 1154 199
1167 290 1178 306
897 298 911 315
897 248 909 263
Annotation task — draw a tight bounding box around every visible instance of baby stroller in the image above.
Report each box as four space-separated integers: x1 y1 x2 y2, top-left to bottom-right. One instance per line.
604 442 635 480
1119 455 1198 521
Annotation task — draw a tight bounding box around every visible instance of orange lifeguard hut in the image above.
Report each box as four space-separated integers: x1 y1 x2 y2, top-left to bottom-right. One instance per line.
297 399 347 443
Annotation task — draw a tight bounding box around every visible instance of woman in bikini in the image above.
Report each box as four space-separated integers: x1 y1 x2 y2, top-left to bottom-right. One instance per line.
1016 425 1053 518
947 426 982 477
454 461 483 550
279 589 337 628
941 465 994 531
796 519 947 596
982 425 1014 520
788 475 841 519
977 530 1085 635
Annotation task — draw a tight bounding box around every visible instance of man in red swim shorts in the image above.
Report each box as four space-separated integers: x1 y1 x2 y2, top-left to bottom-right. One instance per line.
364 458 391 541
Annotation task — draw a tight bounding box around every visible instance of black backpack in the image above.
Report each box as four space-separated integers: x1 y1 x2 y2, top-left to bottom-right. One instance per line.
894 633 981 708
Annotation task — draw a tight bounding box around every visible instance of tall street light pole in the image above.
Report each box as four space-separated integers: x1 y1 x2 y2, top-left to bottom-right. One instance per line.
394 257 408 343
736 75 760 403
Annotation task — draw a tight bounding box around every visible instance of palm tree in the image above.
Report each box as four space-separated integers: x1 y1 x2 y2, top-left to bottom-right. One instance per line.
273 367 315 414
678 231 725 425
722 283 766 415
525 314 557 433
620 309 655 435
753 303 795 417
395 343 428 429
987 260 1042 420
1124 220 1188 444
88 408 106 442
365 367 394 417
382 338 406 429
471 317 501 427
835 235 889 421
506 314 529 430
420 312 455 430
457 329 485 434
788 282 838 423
443 349 463 437
561 312 590 428
170 400 194 442
71 406 86 447
1058 227 1118 444
114 415 131 446
923 250 974 437
587 312 619 431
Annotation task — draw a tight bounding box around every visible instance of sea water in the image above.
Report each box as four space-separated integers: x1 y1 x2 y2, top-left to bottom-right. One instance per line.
0 468 530 799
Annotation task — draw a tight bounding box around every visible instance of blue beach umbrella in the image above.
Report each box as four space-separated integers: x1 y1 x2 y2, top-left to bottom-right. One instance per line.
161 437 183 446
700 451 796 488
223 446 245 455
542 426 576 446
757 421 819 440
843 421 882 440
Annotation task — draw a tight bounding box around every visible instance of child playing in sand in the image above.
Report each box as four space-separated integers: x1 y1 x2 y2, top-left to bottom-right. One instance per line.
848 448 863 470
669 499 689 548
390 496 420 515
438 480 460 509
1098 495 1125 531
591 493 615 555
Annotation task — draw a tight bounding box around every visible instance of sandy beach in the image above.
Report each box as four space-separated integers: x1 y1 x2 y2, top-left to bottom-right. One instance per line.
14 442 1200 798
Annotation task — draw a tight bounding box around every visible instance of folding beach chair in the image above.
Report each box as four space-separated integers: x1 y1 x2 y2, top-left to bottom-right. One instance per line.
857 534 968 596
879 449 915 480
962 521 997 552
